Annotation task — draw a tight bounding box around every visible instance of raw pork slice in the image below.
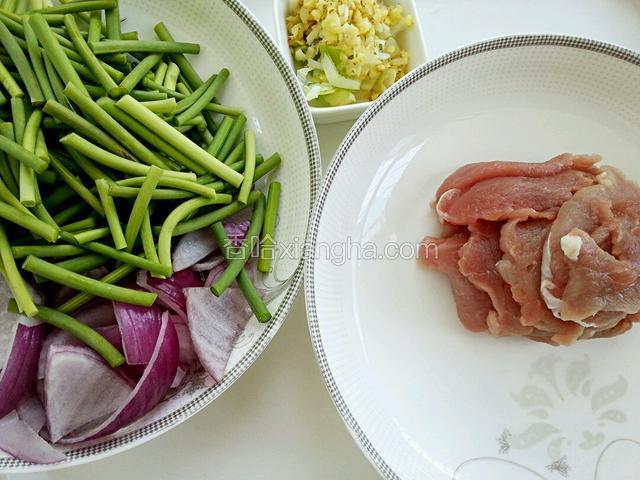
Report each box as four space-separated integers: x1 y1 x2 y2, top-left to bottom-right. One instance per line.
419 154 640 344
497 219 583 345
458 222 531 336
557 229 640 321
590 315 636 339
435 153 600 199
542 167 640 326
436 170 595 225
418 233 491 332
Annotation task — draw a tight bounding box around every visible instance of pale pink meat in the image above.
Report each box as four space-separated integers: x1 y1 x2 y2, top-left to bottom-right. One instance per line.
418 233 491 332
436 170 595 225
458 222 532 337
541 180 614 303
589 314 639 339
420 155 639 344
559 229 640 323
497 219 583 345
580 312 630 339
542 167 640 326
435 153 601 200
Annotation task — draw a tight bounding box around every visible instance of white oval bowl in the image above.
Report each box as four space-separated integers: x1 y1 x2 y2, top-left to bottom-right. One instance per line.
0 0 321 472
306 35 640 480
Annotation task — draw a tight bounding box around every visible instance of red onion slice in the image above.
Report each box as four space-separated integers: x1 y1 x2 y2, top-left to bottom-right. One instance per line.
16 395 46 434
192 253 225 272
172 229 217 273
0 320 45 419
185 287 251 382
225 217 251 247
0 276 41 368
171 216 250 272
169 313 186 325
37 330 79 381
95 325 123 350
204 262 227 288
0 411 65 464
136 269 202 321
44 345 133 443
113 302 163 365
97 326 142 385
174 323 197 366
60 311 178 443
74 302 117 328
37 325 124 383
171 365 187 389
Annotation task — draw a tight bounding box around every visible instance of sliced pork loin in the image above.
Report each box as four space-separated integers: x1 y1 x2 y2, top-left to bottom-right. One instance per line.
542 166 640 327
561 229 639 322
420 154 640 345
497 219 584 345
541 176 614 311
587 314 636 339
458 222 531 337
435 153 601 200
418 233 491 332
436 170 595 225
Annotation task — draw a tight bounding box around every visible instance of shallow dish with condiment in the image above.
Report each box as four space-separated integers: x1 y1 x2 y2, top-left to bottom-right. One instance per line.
274 0 427 124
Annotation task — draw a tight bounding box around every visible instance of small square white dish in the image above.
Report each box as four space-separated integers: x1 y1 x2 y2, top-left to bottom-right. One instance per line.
273 0 427 124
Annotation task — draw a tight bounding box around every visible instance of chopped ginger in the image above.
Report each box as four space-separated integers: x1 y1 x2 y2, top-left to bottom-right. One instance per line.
286 0 413 106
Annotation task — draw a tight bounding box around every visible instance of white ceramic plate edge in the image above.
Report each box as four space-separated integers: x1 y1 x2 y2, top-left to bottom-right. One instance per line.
0 0 322 473
304 34 640 480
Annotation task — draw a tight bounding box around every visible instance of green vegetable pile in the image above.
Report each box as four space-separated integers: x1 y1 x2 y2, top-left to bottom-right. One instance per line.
0 0 282 365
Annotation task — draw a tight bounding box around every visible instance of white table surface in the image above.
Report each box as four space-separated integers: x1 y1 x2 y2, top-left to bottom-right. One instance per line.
6 1 640 479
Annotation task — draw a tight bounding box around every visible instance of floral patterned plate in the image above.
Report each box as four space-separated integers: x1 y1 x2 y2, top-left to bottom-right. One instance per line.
305 35 640 480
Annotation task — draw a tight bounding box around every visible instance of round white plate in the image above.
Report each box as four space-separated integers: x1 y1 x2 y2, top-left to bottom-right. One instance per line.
306 36 640 480
0 0 320 472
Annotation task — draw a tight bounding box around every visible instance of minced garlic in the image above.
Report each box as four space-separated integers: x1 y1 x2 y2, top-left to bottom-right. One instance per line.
286 0 413 106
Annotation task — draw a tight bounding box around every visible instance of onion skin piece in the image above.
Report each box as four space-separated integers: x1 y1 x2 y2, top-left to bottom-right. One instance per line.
0 321 45 418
